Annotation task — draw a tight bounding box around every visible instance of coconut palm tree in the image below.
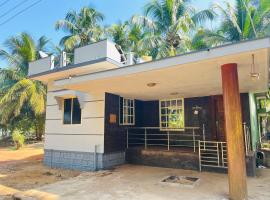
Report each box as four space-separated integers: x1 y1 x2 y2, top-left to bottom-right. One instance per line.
0 33 48 140
107 20 155 59
107 21 130 52
132 0 216 58
0 33 49 75
55 6 105 50
210 0 270 43
189 28 227 50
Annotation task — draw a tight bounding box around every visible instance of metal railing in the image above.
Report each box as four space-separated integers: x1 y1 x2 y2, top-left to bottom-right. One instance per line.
198 141 227 171
198 123 252 171
126 126 202 152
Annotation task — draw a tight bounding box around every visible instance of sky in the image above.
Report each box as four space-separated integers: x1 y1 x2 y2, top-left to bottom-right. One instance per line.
0 0 232 67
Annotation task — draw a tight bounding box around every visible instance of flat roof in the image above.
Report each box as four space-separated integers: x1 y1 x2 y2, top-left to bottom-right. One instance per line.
45 37 270 100
54 37 270 87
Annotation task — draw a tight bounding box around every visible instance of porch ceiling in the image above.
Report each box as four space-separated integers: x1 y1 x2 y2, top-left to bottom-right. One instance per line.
53 39 270 100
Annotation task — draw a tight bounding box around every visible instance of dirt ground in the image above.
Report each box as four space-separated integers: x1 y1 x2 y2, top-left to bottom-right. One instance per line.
13 164 270 200
0 143 44 164
1 144 270 200
0 143 80 199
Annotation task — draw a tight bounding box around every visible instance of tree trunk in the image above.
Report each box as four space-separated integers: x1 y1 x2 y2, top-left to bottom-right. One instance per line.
34 114 45 141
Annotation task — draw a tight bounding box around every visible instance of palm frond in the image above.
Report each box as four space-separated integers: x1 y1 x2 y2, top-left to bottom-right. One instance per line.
55 19 78 34
131 15 157 32
63 35 81 50
192 9 216 26
37 36 50 53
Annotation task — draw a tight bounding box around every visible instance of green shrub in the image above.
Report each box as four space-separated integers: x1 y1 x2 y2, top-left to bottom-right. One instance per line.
261 143 270 149
12 130 25 150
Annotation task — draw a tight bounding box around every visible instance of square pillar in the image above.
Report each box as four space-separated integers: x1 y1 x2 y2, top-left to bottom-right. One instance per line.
221 63 248 200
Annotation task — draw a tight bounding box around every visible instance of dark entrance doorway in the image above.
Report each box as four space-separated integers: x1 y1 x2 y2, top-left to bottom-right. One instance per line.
211 95 226 141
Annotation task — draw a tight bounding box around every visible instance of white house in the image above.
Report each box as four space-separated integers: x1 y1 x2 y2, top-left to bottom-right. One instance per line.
29 38 270 199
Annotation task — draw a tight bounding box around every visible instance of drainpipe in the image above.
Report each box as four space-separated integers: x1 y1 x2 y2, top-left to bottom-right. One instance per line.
94 145 98 171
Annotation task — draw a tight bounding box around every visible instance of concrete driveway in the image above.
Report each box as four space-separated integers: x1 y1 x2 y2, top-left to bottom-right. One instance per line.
15 164 270 200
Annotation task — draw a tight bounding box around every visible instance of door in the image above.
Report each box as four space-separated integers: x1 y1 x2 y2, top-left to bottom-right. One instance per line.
211 95 226 141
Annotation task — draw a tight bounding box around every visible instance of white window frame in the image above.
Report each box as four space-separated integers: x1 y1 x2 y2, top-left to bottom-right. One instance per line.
119 97 135 126
63 98 82 125
159 98 185 131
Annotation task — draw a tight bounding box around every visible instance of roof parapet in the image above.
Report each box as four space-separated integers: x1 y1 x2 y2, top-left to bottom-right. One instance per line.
28 39 123 77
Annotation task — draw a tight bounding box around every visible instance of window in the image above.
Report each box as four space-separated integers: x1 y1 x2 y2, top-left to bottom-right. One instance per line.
160 98 184 130
257 96 270 113
119 97 135 125
63 98 81 124
257 97 266 110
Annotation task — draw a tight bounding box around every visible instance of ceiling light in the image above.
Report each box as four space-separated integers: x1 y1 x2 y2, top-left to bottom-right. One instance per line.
250 54 260 80
250 72 260 80
170 92 179 95
147 82 157 87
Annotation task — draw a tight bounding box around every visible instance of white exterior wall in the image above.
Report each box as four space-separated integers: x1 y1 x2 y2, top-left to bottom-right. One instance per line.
28 56 53 76
74 40 121 64
44 87 105 154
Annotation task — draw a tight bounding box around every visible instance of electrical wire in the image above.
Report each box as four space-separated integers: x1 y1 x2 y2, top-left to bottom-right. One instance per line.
0 0 11 8
0 0 42 26
0 0 30 19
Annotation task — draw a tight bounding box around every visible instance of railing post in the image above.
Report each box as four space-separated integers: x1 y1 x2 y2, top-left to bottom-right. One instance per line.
203 124 206 141
193 128 196 152
126 129 129 149
144 128 147 149
167 131 170 151
221 142 224 167
202 124 206 150
217 142 220 167
198 140 201 172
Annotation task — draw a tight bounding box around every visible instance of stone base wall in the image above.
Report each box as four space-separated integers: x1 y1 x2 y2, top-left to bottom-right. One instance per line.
44 149 125 171
126 148 199 170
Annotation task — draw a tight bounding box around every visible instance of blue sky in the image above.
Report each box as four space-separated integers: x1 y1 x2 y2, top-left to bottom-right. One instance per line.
0 0 232 67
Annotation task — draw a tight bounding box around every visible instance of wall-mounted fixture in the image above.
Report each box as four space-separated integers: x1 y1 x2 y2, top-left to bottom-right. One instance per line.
192 105 202 115
250 54 260 80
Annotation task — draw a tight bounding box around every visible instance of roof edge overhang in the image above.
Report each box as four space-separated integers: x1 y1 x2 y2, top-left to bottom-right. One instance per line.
54 37 270 87
28 57 122 82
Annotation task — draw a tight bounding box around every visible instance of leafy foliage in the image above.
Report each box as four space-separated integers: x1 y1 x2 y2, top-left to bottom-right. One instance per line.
12 130 25 149
55 6 105 50
0 33 48 140
130 0 216 58
205 0 270 43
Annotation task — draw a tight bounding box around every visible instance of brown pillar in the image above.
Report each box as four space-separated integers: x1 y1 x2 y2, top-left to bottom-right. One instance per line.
221 63 247 200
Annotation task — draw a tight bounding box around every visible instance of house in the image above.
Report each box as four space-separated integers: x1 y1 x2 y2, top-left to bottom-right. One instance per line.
29 38 270 200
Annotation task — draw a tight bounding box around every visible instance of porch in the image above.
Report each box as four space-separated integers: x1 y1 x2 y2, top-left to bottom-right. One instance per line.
123 124 251 173
102 91 253 171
